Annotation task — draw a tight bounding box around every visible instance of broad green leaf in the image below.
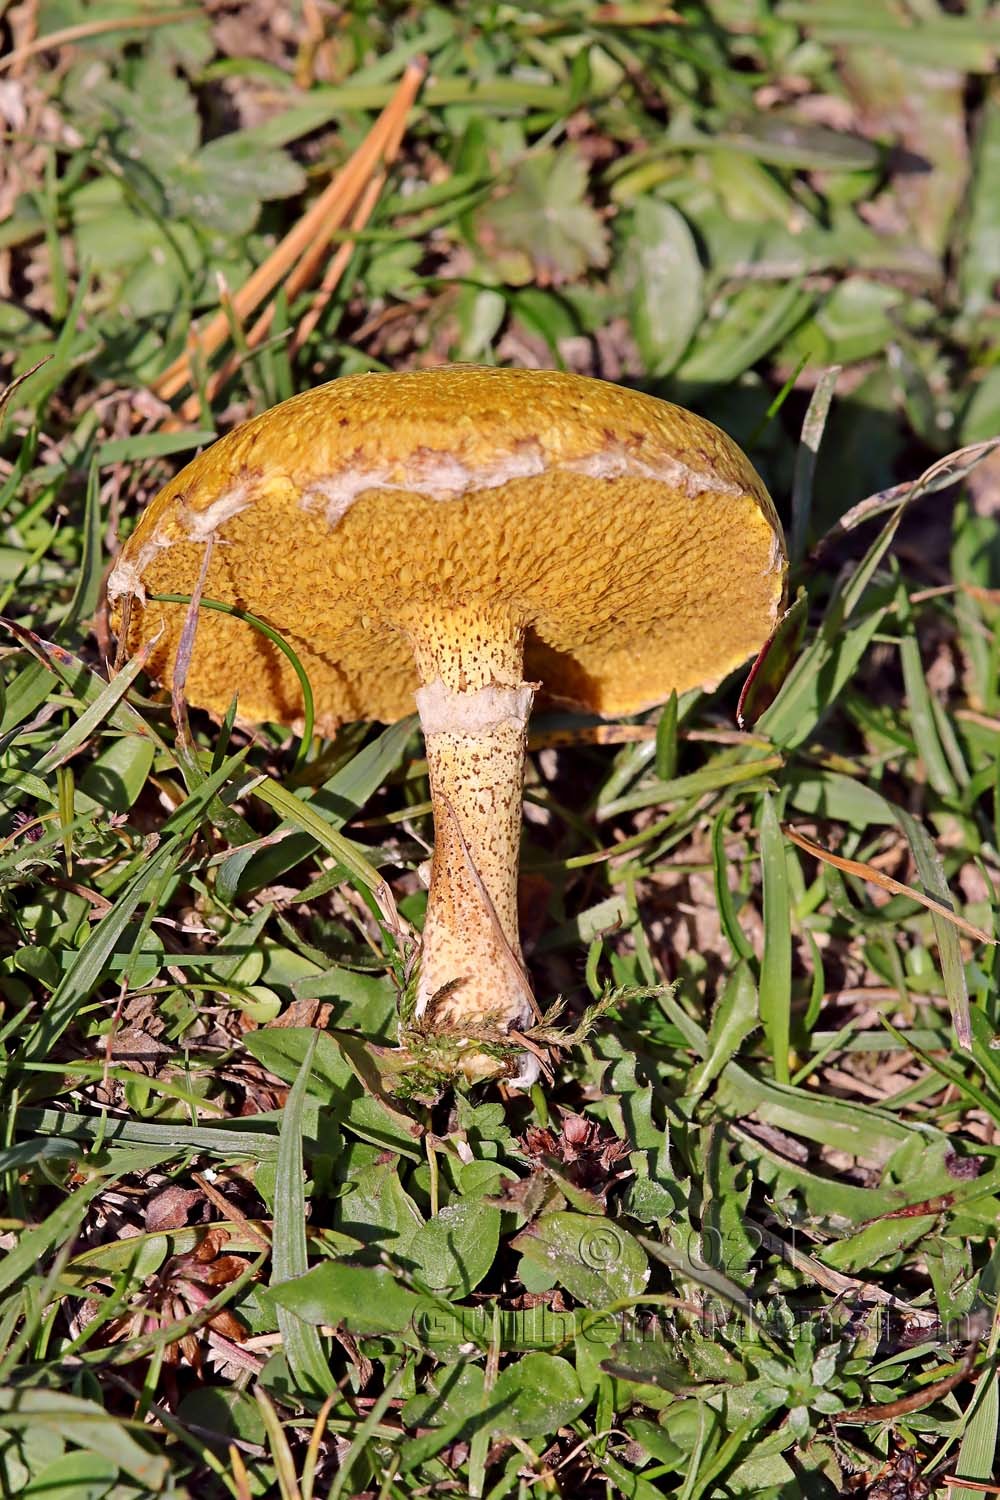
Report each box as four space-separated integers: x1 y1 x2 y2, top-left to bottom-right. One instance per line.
676 281 814 386
783 279 913 368
702 1127 759 1286
477 146 608 284
75 735 156 814
187 134 305 233
176 1389 267 1452
402 1364 487 1431
623 199 703 376
0 1390 168 1491
785 769 898 828
22 1450 117 1500
491 1353 587 1438
513 1212 649 1306
337 1159 424 1256
266 1261 424 1337
819 1213 936 1274
625 1417 685 1471
409 1200 500 1295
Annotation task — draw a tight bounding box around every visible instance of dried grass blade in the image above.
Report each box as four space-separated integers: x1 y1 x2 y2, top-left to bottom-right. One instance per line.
284 60 422 301
812 437 1000 560
785 826 995 945
0 10 201 75
289 172 386 356
290 62 419 354
0 360 49 430
179 172 389 421
154 58 426 403
170 538 214 759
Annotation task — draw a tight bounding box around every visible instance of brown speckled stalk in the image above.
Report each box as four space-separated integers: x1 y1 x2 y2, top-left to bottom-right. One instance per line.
408 606 536 1054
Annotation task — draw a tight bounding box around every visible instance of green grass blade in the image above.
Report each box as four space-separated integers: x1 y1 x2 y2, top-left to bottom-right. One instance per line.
895 808 972 1049
0 1174 106 1299
31 650 150 775
758 792 791 1083
16 837 183 1064
896 578 959 799
712 810 754 961
0 1389 170 1491
16 1107 281 1159
328 1365 407 1499
950 1365 999 1499
597 753 783 820
251 777 387 900
654 691 678 781
97 430 216 466
225 715 415 899
0 620 165 747
148 593 315 766
271 1034 336 1397
790 365 840 565
60 452 104 633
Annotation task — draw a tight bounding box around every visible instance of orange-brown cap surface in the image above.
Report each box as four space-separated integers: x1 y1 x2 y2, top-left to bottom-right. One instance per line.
109 367 787 731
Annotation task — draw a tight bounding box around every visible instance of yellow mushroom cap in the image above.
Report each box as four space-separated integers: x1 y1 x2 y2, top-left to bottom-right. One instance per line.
109 366 787 731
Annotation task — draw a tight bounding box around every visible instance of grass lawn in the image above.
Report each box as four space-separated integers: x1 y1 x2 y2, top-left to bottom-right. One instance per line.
2 2 1000 1496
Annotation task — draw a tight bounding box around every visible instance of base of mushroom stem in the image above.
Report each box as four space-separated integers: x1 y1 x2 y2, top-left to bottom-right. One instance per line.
377 1023 543 1100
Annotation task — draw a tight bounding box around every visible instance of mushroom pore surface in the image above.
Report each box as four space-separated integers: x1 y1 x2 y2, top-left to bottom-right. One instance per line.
110 366 786 733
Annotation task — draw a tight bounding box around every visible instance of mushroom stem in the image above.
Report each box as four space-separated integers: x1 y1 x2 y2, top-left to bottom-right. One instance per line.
408 608 536 1049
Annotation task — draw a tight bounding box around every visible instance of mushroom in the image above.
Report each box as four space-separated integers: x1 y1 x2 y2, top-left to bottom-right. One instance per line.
109 367 787 1086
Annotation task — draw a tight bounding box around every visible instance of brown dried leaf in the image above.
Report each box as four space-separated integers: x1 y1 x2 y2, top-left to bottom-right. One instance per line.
145 1186 202 1233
